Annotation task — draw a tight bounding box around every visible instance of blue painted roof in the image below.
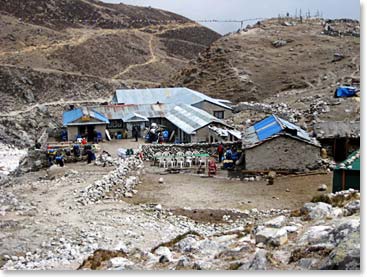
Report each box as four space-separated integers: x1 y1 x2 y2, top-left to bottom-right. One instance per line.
63 108 109 126
243 115 318 148
63 108 83 126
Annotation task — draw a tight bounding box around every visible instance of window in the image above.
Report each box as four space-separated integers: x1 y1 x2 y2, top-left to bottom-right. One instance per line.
213 111 224 119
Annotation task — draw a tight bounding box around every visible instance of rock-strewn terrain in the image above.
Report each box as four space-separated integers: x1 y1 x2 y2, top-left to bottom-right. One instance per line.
170 18 359 103
0 156 360 270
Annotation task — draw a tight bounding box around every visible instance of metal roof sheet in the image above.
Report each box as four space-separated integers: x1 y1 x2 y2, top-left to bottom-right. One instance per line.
72 103 229 135
243 114 317 148
122 112 149 122
113 87 232 110
165 104 227 135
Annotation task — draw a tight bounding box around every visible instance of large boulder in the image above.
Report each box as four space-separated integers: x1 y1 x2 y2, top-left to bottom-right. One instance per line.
300 225 334 245
174 236 198 253
255 227 288 246
301 202 333 220
343 200 360 216
108 257 135 270
321 230 360 270
154 247 173 263
249 249 268 270
264 215 287 228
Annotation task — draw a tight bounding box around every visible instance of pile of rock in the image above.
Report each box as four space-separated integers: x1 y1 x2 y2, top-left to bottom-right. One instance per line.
75 157 144 205
0 142 27 177
94 152 117 167
0 190 37 217
234 102 302 123
2 232 100 270
76 189 360 270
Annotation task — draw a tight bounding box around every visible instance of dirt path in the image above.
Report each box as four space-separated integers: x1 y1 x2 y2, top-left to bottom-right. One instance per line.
0 28 130 58
112 33 157 79
0 98 110 117
125 166 333 211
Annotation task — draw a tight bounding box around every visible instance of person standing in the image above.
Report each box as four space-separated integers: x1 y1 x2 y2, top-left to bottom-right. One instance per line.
132 126 138 142
85 145 96 164
217 143 224 163
55 151 64 167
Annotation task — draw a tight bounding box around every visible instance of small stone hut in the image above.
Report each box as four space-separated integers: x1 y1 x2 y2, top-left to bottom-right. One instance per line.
242 115 321 172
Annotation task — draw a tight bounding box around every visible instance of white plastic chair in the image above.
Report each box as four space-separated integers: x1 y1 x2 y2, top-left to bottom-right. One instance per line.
176 156 185 168
198 156 207 167
158 157 166 168
154 151 162 166
185 151 193 167
175 151 184 168
192 150 200 165
166 156 175 168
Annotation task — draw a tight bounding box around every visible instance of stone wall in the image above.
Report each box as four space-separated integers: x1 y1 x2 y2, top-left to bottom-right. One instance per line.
245 136 320 171
142 141 242 160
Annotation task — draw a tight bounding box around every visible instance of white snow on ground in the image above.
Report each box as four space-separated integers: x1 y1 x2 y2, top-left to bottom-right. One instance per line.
0 142 27 175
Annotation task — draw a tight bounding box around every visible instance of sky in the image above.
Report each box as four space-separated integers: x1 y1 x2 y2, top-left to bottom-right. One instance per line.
101 0 360 34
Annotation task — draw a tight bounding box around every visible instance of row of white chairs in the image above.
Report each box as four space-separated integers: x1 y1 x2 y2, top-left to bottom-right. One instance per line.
154 151 208 168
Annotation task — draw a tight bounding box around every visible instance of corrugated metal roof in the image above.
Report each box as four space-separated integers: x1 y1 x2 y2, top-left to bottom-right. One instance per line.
165 104 227 135
62 108 109 126
73 103 229 135
122 112 149 122
228 129 242 139
243 115 318 148
335 150 360 171
113 87 232 110
92 104 170 120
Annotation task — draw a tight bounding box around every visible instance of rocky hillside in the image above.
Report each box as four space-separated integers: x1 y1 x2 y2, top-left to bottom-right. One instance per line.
170 18 360 103
0 0 220 113
0 155 360 270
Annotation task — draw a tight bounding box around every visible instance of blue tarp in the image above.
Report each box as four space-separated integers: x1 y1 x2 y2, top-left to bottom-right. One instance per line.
335 86 358 98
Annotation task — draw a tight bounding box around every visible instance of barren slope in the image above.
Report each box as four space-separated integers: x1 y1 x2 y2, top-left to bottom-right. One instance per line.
0 0 220 113
170 18 360 103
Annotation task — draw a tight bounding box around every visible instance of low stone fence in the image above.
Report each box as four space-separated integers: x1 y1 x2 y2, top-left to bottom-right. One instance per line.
141 141 242 160
75 156 144 205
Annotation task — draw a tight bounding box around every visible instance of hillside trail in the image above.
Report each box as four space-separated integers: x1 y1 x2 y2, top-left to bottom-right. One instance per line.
111 22 198 78
0 98 110 117
112 33 156 79
0 22 199 59
0 28 130 58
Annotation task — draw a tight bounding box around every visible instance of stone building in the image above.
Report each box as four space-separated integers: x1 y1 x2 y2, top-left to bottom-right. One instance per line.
313 121 360 162
62 107 109 142
242 115 321 172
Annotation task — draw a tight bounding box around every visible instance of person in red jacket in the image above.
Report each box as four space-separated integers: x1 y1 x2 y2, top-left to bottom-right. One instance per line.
81 137 87 145
217 143 224 163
